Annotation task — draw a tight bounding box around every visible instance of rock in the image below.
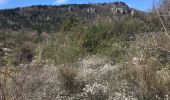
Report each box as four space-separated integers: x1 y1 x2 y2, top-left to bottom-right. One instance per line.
87 8 96 13
111 2 132 14
3 47 12 53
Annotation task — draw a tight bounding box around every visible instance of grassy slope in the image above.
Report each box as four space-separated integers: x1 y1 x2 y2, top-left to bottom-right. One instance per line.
0 1 170 100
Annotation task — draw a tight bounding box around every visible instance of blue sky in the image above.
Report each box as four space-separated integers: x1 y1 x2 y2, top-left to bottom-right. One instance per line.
0 0 157 11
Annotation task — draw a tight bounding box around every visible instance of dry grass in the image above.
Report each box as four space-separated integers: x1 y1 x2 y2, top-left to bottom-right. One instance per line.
154 0 170 40
58 66 85 94
123 32 170 99
123 3 170 98
0 54 136 100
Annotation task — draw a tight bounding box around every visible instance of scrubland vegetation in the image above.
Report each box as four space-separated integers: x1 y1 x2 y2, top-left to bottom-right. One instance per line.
0 0 170 100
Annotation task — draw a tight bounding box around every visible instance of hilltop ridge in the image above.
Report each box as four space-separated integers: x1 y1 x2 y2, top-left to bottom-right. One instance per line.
0 2 137 32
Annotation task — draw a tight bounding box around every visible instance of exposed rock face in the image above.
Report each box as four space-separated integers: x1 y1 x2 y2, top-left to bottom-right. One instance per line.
111 2 132 15
87 8 96 13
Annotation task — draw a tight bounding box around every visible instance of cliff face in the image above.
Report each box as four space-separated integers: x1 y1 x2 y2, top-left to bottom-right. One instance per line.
111 2 132 14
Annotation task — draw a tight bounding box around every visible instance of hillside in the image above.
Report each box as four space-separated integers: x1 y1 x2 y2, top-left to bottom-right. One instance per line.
0 1 170 100
0 2 135 32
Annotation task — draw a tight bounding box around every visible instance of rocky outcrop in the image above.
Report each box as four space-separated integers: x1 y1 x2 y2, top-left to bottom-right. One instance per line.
87 8 96 13
0 43 13 67
111 2 134 15
0 43 13 56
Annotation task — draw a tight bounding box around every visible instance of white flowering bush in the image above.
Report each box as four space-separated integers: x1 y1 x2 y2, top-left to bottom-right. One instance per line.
76 55 137 100
82 83 109 100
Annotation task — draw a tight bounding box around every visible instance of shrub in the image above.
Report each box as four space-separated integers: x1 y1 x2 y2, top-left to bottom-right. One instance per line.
61 15 78 31
58 66 85 94
33 30 44 43
15 43 36 64
97 39 124 62
156 0 170 30
42 33 82 64
82 23 126 60
82 24 109 53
